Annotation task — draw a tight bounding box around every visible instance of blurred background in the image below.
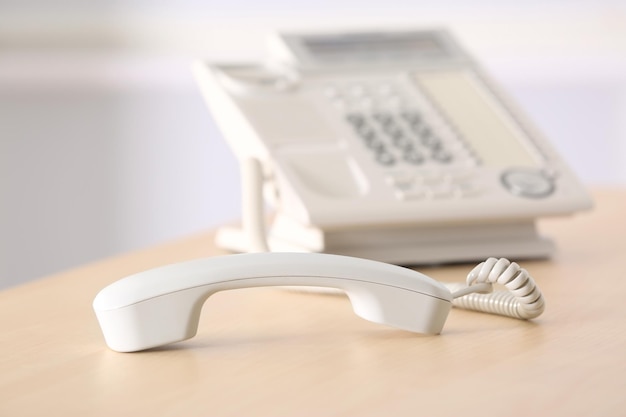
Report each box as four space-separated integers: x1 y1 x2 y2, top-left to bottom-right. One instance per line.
1 0 625 289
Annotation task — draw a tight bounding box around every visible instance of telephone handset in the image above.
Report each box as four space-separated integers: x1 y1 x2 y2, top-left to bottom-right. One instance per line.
93 252 543 352
194 29 592 264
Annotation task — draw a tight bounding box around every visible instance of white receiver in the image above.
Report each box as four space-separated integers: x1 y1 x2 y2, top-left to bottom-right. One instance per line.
93 252 453 352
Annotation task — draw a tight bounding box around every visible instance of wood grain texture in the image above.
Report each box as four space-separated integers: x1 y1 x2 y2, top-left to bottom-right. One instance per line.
1 188 625 417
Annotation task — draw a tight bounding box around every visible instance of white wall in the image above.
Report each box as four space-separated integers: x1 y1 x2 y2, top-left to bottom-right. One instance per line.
1 1 625 289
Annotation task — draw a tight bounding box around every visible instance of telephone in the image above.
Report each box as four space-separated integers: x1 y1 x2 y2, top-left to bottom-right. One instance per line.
193 29 592 264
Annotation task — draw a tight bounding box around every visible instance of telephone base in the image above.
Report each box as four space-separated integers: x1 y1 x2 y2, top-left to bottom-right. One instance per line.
215 220 555 265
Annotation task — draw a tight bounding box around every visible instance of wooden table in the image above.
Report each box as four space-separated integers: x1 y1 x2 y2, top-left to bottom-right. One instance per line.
1 189 625 416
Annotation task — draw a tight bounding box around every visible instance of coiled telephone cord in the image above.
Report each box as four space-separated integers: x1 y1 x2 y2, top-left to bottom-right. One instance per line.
445 257 545 319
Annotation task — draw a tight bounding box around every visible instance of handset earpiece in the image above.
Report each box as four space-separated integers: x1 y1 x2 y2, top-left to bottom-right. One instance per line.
93 252 452 352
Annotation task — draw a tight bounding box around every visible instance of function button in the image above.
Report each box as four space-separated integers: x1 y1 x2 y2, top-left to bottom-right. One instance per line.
443 169 473 183
501 169 555 198
458 158 480 168
453 183 482 198
426 185 455 199
386 170 415 185
416 172 446 186
386 174 415 191
395 188 427 201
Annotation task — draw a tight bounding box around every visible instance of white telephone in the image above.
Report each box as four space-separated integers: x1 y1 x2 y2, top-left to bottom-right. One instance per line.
194 29 592 264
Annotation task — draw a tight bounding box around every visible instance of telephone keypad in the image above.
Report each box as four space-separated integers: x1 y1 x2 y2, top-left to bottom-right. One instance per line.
345 109 458 170
334 81 478 199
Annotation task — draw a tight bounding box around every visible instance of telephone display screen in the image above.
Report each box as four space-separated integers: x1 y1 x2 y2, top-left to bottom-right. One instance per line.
301 32 449 64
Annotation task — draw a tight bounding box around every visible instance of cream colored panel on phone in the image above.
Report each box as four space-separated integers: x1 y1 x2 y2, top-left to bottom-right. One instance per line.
279 151 369 198
415 71 538 168
237 99 337 148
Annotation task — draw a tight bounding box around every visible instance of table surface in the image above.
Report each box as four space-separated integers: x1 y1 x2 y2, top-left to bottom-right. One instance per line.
1 188 625 417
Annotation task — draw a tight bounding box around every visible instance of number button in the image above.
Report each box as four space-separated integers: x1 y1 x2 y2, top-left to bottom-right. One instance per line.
375 150 396 166
346 113 366 127
400 111 422 125
431 149 453 163
403 148 425 165
372 112 393 126
391 132 413 150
